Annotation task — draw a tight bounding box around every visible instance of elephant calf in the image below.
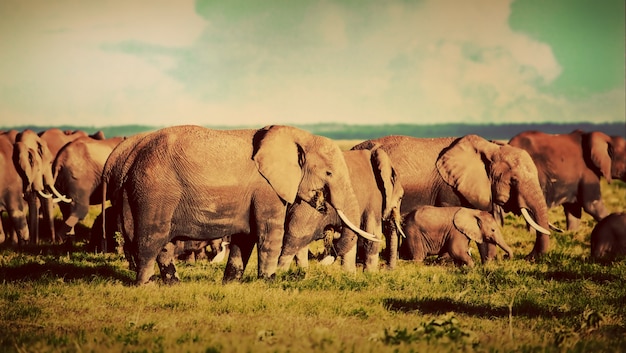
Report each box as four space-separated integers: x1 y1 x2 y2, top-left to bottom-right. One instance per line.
400 206 514 267
590 212 626 260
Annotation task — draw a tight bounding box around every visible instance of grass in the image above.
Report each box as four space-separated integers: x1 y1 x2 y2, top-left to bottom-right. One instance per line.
1 161 624 352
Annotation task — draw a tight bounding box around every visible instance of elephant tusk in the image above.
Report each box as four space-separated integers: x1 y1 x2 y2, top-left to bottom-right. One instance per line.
38 190 53 199
549 223 564 233
336 210 381 243
49 184 72 203
521 208 550 235
395 217 406 238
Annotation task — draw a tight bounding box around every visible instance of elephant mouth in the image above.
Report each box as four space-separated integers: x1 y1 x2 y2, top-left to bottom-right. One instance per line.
306 188 328 213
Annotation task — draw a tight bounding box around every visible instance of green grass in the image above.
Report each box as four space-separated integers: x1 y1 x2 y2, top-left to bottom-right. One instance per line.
1 176 624 352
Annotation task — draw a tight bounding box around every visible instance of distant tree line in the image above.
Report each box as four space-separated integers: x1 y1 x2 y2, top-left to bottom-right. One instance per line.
4 122 624 141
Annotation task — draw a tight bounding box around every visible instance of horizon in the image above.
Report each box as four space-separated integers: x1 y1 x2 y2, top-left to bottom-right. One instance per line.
1 0 624 128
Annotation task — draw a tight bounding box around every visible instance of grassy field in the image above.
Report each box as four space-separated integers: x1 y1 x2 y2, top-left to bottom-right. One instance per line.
1 146 625 352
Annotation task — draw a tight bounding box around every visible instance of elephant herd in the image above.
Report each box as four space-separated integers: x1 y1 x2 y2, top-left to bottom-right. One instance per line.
0 125 624 285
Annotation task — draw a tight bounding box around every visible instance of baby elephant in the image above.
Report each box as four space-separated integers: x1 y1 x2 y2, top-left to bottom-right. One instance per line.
590 212 626 260
400 206 514 267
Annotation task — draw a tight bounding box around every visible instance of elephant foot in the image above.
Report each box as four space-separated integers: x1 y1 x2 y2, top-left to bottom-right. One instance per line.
524 249 547 262
260 272 276 281
223 264 244 283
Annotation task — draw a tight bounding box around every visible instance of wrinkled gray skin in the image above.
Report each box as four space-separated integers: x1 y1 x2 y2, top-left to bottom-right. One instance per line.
14 128 104 243
401 206 513 267
102 125 377 285
0 132 29 245
590 212 626 260
509 130 626 231
278 148 404 272
352 134 550 261
53 136 124 240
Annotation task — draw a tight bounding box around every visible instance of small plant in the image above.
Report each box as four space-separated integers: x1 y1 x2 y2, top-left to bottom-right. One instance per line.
379 313 479 349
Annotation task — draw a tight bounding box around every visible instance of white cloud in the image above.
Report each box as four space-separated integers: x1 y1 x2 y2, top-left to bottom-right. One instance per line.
0 0 623 128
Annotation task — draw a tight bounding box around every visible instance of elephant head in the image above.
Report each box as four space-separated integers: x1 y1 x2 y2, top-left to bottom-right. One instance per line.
453 208 513 259
585 132 626 183
252 125 379 270
14 130 70 202
371 147 404 225
436 135 550 239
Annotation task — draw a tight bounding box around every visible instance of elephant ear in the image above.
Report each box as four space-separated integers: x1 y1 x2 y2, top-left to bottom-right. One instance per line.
371 147 395 217
253 126 304 204
436 135 497 210
453 208 483 244
15 142 34 186
588 132 613 183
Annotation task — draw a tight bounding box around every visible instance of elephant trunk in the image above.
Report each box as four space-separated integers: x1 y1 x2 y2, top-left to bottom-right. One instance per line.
330 179 379 271
518 190 551 258
495 234 514 260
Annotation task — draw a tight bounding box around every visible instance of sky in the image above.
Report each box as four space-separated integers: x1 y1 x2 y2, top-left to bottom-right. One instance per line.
0 0 624 128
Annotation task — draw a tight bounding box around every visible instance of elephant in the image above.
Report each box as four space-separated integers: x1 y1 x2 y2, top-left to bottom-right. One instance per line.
101 125 379 285
352 134 551 261
590 212 626 260
14 130 60 244
39 128 105 157
509 130 626 231
52 135 124 241
399 206 514 267
13 128 101 243
278 148 404 272
0 133 29 245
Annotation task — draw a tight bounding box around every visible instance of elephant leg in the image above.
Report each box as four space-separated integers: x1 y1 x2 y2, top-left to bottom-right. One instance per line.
156 242 180 285
26 193 39 244
41 198 56 243
255 197 288 280
294 245 309 268
449 244 475 267
257 221 285 280
477 242 497 263
223 233 256 283
135 232 170 286
8 201 29 245
0 214 6 244
563 203 582 231
360 216 381 272
385 222 399 270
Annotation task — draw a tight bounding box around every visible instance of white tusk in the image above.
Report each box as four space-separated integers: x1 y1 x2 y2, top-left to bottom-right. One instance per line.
521 208 550 235
50 184 72 203
396 218 406 238
336 209 381 242
38 190 53 199
549 223 564 233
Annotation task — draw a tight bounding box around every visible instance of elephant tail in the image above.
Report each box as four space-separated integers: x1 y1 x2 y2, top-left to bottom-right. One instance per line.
101 171 108 253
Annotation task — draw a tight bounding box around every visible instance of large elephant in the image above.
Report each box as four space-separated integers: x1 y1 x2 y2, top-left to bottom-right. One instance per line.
52 136 124 240
509 130 626 230
400 206 513 267
278 148 404 272
14 130 60 244
352 134 551 260
590 212 626 260
102 125 379 285
0 133 29 245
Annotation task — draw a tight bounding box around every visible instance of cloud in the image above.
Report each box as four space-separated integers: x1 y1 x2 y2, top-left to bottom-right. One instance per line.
0 0 623 127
